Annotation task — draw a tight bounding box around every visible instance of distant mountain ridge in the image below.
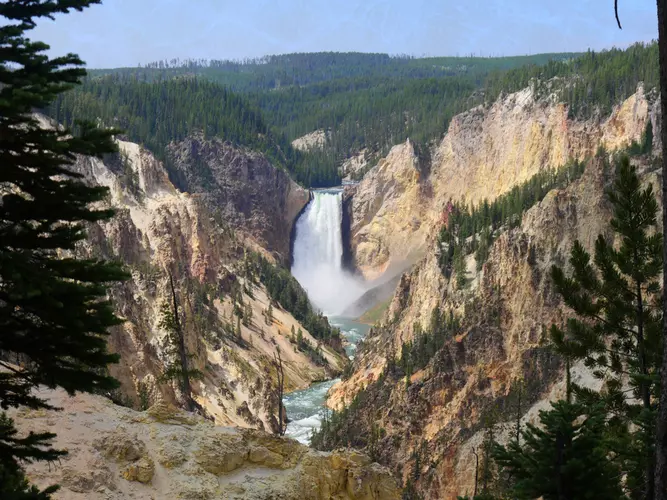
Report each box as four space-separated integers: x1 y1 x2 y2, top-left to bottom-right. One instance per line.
88 51 583 91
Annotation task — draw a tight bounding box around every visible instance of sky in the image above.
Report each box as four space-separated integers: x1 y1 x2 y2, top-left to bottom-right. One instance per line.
30 0 659 68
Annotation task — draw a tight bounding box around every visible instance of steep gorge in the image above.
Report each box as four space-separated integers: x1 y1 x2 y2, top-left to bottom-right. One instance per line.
57 119 347 431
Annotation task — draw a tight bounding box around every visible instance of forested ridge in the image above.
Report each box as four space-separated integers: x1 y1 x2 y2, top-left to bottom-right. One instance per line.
49 43 658 189
48 77 341 187
89 52 582 91
482 42 659 118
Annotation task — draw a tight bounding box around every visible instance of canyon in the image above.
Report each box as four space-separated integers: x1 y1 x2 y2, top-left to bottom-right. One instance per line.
14 73 661 500
40 114 348 431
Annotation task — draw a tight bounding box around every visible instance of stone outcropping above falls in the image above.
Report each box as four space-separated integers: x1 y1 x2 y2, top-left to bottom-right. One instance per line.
14 388 400 500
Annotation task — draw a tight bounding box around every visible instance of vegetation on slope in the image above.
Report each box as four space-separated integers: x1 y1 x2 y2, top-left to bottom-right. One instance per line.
48 77 341 187
437 159 588 280
246 253 343 349
483 42 659 119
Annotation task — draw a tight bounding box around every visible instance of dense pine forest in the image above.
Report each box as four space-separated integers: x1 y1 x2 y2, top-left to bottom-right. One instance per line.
48 77 341 187
89 52 582 91
49 43 658 189
483 42 659 118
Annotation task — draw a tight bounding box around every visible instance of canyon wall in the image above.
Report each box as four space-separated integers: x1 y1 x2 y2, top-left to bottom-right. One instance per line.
348 84 656 280
61 124 345 432
167 133 310 263
329 85 662 498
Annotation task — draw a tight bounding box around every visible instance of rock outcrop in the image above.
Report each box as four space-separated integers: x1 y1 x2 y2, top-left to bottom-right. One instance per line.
291 129 330 151
13 387 400 500
167 133 310 263
60 125 345 432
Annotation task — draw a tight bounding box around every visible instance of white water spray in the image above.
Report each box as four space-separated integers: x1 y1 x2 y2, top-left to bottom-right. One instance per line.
291 190 365 316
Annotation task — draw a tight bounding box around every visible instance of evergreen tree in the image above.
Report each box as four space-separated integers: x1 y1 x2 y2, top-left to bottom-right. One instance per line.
551 156 663 499
453 246 467 290
158 274 202 412
656 4 667 495
243 302 252 327
0 1 128 497
492 400 623 500
266 303 274 325
0 413 62 500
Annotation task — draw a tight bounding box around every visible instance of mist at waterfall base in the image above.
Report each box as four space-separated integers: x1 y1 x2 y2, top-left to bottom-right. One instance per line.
291 190 366 316
284 191 370 444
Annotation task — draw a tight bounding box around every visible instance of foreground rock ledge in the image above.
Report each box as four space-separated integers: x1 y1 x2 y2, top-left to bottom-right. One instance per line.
13 388 400 500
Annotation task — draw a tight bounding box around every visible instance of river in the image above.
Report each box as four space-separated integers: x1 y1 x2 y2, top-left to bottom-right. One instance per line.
285 190 370 445
283 317 370 444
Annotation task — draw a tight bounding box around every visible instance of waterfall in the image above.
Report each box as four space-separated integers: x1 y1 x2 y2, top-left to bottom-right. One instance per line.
286 190 370 443
291 190 365 316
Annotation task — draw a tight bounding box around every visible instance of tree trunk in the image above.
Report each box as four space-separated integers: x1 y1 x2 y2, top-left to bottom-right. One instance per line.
169 272 193 412
657 2 667 498
274 349 285 436
515 382 522 447
473 447 479 497
636 274 655 500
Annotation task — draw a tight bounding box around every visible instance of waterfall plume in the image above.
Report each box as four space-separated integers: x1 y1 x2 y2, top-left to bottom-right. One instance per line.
291 190 365 316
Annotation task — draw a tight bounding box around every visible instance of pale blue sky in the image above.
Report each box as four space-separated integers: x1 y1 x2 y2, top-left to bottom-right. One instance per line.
30 0 659 68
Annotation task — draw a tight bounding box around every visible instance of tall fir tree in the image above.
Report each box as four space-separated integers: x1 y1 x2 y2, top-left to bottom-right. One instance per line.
654 0 667 497
0 1 127 497
550 156 663 499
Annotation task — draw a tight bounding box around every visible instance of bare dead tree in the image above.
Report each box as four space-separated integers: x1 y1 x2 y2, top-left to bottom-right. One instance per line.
162 271 196 412
273 347 286 436
473 447 479 498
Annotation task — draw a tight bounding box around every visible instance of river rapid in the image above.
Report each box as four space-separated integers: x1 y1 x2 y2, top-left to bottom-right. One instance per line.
283 318 370 444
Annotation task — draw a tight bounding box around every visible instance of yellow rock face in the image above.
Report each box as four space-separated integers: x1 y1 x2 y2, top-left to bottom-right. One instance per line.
348 86 651 279
194 432 249 475
122 456 155 483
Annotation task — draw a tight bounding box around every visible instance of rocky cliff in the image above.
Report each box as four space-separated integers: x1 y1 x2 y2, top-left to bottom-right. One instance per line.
326 84 662 498
13 387 400 500
167 133 310 263
55 122 346 433
347 84 657 279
